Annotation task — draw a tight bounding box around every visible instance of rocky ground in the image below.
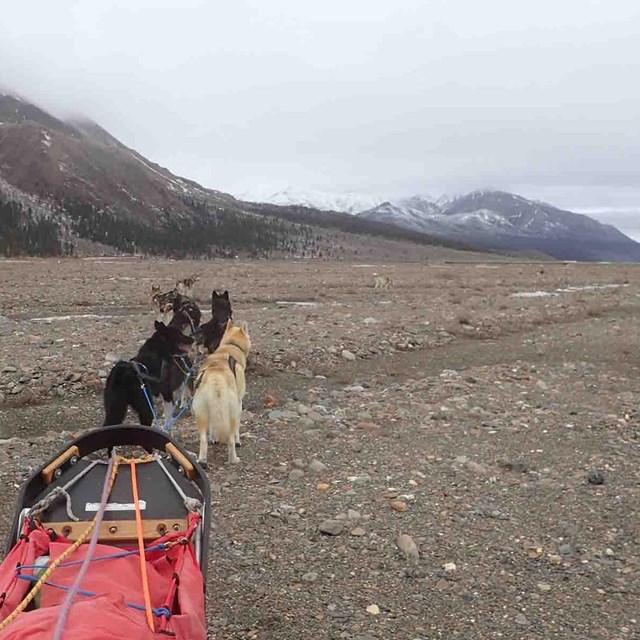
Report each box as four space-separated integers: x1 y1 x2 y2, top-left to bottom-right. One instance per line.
0 257 639 639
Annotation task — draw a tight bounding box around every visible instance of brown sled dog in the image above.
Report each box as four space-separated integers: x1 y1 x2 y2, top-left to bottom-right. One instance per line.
192 320 251 466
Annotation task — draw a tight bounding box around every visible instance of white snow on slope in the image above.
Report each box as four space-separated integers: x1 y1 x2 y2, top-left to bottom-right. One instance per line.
236 187 385 214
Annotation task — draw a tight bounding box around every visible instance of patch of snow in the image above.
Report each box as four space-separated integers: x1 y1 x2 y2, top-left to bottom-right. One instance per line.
511 291 559 298
30 314 118 323
236 187 385 214
130 154 183 190
512 283 628 298
275 301 318 307
556 284 628 292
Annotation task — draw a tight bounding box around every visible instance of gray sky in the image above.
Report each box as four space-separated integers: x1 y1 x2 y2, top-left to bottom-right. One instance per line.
1 0 639 238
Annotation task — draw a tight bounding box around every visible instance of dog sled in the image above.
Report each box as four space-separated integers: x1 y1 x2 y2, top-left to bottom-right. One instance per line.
0 426 210 639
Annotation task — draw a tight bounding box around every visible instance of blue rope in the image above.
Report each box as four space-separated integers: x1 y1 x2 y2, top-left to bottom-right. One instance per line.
130 361 159 423
16 574 171 618
160 356 200 434
17 543 167 571
140 383 158 422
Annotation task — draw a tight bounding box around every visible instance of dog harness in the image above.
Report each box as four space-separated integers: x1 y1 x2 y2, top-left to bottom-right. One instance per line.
193 350 240 394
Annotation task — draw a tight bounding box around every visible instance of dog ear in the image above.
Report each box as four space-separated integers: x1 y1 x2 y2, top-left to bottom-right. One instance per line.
154 320 165 332
225 318 234 330
241 321 249 333
211 290 218 299
222 290 230 300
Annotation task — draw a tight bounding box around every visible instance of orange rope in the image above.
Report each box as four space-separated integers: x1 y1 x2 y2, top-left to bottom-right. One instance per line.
130 461 154 631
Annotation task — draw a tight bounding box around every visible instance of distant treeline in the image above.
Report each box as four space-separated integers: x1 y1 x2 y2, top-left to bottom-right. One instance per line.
0 186 469 259
61 198 323 258
242 201 473 252
0 197 68 256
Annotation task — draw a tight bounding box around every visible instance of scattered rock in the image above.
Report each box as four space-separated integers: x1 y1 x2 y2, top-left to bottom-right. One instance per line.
356 421 380 432
365 604 380 616
396 534 420 560
587 469 605 485
309 459 327 473
498 458 530 473
515 613 529 627
443 562 456 573
346 509 361 521
537 582 552 592
316 482 330 492
288 469 305 482
301 572 318 583
319 519 344 536
263 394 277 408
390 500 408 512
350 527 367 537
341 349 356 362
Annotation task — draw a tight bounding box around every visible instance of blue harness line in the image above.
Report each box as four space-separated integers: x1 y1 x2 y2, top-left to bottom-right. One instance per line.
160 355 201 435
130 355 199 435
130 361 159 425
15 574 171 619
17 543 168 572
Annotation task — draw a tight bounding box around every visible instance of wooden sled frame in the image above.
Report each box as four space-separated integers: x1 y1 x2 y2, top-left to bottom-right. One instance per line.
6 425 211 581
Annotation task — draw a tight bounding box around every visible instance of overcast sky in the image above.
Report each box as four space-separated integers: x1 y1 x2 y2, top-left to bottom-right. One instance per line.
1 0 639 238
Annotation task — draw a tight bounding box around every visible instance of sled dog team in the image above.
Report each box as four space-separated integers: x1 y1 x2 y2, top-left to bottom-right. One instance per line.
104 272 394 466
103 276 249 467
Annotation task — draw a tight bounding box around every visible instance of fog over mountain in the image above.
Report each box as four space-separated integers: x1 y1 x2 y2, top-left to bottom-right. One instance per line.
1 1 639 242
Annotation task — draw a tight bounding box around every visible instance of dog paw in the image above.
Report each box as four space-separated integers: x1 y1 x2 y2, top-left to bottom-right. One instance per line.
197 459 208 469
230 457 240 464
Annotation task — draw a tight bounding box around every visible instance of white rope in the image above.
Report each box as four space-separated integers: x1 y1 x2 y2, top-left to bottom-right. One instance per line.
27 487 78 522
27 460 101 522
155 456 202 513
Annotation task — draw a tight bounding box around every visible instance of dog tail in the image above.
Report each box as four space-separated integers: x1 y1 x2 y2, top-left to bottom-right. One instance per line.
103 361 138 426
107 361 137 386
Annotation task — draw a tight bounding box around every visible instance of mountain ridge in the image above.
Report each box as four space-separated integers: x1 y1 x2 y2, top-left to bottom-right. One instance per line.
357 190 640 262
0 92 472 259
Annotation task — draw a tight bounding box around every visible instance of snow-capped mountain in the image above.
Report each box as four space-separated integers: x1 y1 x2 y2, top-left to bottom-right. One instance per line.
237 188 385 214
240 186 640 261
358 190 640 262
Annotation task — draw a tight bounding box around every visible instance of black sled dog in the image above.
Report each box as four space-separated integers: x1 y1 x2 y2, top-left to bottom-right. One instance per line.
103 320 195 427
197 290 233 354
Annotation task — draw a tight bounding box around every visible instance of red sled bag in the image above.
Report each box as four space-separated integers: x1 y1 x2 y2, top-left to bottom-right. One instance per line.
0 427 210 640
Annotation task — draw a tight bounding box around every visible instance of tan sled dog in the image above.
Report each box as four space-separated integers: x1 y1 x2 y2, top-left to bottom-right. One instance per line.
373 274 394 289
192 320 251 465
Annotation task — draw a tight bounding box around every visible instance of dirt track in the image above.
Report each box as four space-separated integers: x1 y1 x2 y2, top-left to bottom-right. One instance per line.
0 257 639 639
